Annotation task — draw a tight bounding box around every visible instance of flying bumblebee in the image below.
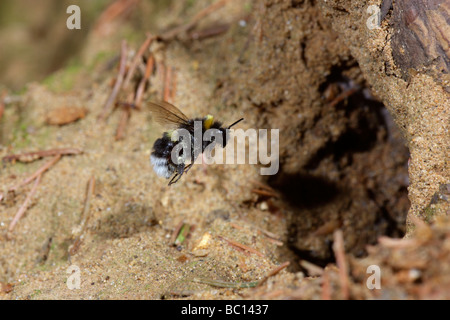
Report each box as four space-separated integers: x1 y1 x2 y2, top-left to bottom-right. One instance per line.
148 101 244 185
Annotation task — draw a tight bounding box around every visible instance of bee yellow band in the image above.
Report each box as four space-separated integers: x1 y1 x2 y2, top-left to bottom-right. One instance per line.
204 115 214 129
168 129 179 142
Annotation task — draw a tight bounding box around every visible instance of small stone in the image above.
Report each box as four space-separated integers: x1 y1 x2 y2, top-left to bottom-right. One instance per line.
260 202 269 211
46 106 87 125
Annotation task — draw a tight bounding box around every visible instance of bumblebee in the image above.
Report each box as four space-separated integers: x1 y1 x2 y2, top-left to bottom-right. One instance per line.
148 101 244 185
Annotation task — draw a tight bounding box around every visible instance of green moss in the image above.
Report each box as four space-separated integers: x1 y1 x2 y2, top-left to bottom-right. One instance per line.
11 162 30 175
30 289 42 299
11 122 31 149
423 206 436 223
243 2 253 13
9 120 53 151
185 0 196 10
13 85 29 96
88 50 117 72
0 2 27 26
36 264 50 272
43 59 84 93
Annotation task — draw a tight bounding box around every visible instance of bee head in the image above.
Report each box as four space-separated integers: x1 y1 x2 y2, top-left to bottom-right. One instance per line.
217 127 229 147
203 117 244 147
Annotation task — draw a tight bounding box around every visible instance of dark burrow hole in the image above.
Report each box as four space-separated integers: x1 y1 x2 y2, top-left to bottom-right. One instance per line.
269 173 340 209
268 64 410 272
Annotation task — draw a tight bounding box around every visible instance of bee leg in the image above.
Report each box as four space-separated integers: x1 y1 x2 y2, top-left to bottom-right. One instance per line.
184 163 193 173
168 163 186 186
168 173 179 186
169 173 185 185
177 163 185 175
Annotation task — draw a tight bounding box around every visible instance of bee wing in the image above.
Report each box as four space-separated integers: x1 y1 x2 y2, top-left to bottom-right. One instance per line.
147 100 191 128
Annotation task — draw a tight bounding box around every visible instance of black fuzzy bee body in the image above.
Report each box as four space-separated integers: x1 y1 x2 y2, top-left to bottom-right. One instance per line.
148 101 243 185
150 133 177 179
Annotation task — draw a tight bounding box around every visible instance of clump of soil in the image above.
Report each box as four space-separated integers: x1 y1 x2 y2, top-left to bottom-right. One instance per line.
319 0 449 230
224 0 410 263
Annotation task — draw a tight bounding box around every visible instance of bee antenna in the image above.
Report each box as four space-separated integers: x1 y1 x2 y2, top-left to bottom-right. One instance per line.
227 118 244 129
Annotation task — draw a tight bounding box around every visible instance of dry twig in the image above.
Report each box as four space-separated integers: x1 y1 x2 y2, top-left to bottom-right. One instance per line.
192 277 259 288
378 236 418 248
156 60 166 101
0 91 5 121
94 0 139 36
257 261 290 287
321 270 331 300
234 218 283 242
250 179 277 193
2 148 81 163
218 235 265 257
163 65 173 102
69 176 96 255
123 33 154 90
79 176 96 231
312 220 341 236
300 260 324 276
170 68 177 102
9 155 61 193
8 174 42 232
329 88 358 108
189 23 231 40
159 0 230 41
115 107 131 141
115 93 134 141
135 55 155 108
98 40 128 122
251 188 278 198
332 230 350 299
